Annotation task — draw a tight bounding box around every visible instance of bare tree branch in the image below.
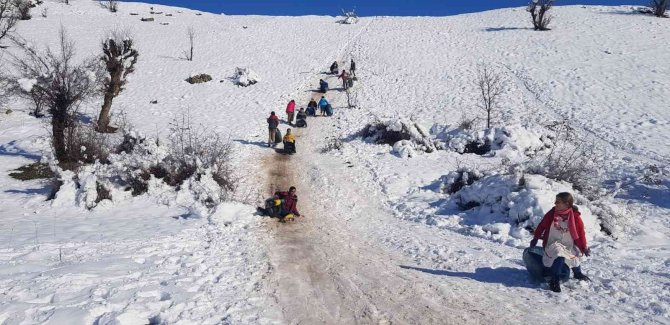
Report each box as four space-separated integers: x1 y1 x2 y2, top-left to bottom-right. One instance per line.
476 64 505 129
0 0 18 42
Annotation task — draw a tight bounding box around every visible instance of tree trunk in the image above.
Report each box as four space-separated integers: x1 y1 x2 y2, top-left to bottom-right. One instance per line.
97 77 120 133
97 90 115 132
52 116 68 167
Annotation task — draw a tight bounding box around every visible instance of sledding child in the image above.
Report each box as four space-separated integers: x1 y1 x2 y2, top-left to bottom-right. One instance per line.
296 108 307 127
279 186 301 217
283 128 296 154
529 192 592 293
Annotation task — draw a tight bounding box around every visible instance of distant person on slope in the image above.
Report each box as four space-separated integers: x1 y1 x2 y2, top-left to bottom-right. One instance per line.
330 61 339 74
318 96 329 116
339 69 350 90
307 99 318 116
286 100 296 126
283 128 296 154
267 111 280 147
279 186 301 217
319 79 329 93
296 108 307 127
350 58 356 77
525 192 592 293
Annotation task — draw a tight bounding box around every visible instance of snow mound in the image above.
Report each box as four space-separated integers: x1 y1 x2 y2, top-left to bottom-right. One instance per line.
233 67 260 87
442 125 547 158
361 118 441 156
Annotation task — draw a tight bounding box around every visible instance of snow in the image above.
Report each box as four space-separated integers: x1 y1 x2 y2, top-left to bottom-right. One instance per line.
0 1 668 324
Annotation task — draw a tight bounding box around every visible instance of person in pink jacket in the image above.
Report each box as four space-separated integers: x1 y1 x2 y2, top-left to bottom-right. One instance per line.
286 100 296 126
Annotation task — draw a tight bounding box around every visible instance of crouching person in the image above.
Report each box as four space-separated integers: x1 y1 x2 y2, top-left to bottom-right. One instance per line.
525 192 592 293
283 128 296 154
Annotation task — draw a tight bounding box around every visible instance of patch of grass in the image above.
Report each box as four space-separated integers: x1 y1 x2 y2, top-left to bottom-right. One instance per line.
9 163 55 181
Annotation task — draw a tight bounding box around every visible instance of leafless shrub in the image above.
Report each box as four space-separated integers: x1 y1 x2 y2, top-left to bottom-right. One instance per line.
476 64 505 129
64 123 111 169
527 121 604 199
0 0 18 41
457 109 478 130
13 0 31 20
40 6 46 17
183 26 194 61
97 31 138 133
650 0 668 17
359 121 411 145
440 167 483 194
11 28 103 169
163 114 235 192
185 73 211 84
527 0 553 31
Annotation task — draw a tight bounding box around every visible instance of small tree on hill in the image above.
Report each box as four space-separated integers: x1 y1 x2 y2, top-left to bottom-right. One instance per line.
527 0 553 31
476 64 505 129
97 32 138 133
0 0 18 42
650 0 668 17
12 28 102 169
183 26 194 61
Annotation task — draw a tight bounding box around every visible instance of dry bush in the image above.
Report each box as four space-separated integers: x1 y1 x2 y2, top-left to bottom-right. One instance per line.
63 124 111 169
163 114 235 191
0 0 17 42
11 27 103 169
185 73 211 84
650 0 668 17
440 167 483 194
527 121 603 199
527 0 553 31
13 0 31 20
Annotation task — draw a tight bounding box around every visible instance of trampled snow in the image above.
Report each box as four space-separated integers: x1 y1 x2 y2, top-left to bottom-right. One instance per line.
0 1 668 324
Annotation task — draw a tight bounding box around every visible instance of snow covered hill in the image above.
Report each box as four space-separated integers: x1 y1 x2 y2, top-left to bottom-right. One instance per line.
0 1 668 324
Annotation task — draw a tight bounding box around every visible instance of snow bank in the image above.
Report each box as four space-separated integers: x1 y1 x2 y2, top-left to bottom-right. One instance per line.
361 118 441 157
233 67 260 87
441 125 547 158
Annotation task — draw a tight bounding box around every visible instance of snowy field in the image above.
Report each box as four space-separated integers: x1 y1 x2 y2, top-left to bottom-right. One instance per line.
0 0 668 324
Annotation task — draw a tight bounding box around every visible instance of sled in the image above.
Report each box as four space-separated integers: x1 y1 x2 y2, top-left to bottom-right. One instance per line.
274 129 282 144
325 104 333 116
296 119 307 128
523 247 570 283
279 213 295 223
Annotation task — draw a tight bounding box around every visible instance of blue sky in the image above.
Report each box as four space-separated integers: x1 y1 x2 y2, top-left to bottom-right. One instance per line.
134 1 638 16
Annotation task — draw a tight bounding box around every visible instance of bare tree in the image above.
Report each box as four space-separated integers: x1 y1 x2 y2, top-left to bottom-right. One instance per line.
527 0 553 31
11 28 102 169
12 0 31 20
183 26 194 61
97 31 138 133
99 0 118 13
0 0 18 42
650 0 668 17
476 64 505 129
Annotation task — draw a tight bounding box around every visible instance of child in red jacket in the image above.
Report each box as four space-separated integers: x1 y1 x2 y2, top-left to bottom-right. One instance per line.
530 192 591 292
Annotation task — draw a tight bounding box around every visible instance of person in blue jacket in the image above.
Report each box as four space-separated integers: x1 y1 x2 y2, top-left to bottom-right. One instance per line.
319 79 329 93
318 96 329 116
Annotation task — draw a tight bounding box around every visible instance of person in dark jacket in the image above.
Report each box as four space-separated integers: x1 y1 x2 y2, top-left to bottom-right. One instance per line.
267 111 280 147
307 99 318 116
319 79 329 93
330 61 338 74
279 186 301 217
350 59 356 77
